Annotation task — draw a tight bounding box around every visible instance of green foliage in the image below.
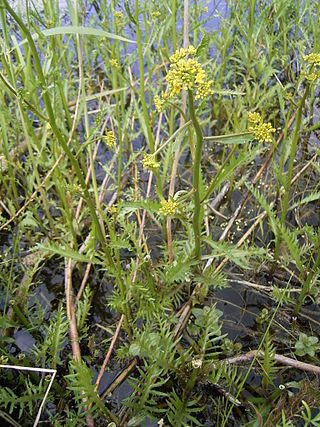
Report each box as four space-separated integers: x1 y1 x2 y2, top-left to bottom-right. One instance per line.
295 333 320 357
191 305 223 359
261 334 278 390
301 400 320 426
166 388 203 426
76 286 92 333
0 375 45 422
66 360 117 423
126 363 168 425
203 238 265 269
33 303 68 369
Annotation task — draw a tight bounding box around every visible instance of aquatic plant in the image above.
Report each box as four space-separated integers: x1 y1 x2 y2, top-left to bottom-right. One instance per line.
0 0 320 426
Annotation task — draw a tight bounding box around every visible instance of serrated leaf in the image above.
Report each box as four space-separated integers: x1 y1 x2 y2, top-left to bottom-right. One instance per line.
196 34 209 56
122 199 160 214
109 239 132 250
37 243 101 264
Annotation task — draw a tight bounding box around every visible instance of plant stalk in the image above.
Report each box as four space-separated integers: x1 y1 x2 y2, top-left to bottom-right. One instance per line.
188 89 203 259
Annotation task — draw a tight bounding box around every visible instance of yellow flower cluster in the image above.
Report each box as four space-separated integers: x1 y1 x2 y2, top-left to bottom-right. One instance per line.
104 130 116 148
154 46 214 111
249 123 275 143
166 58 203 95
196 80 214 99
159 199 179 216
303 52 320 82
169 45 197 63
152 11 161 20
114 11 124 29
203 6 209 13
108 205 117 215
114 11 124 20
303 52 320 66
142 153 160 169
248 111 261 124
154 95 164 112
248 112 275 143
110 58 120 69
167 46 213 98
303 71 320 81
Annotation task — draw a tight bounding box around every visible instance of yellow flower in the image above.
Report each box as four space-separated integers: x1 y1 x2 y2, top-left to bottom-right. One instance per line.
104 130 116 148
303 52 320 66
110 58 120 69
108 206 117 215
142 153 160 169
114 11 124 29
166 58 203 96
195 69 205 83
203 6 209 13
187 45 197 56
196 80 214 99
159 199 179 216
248 112 261 124
114 11 124 20
165 47 213 99
249 122 275 143
154 95 164 112
302 70 320 82
152 11 161 20
169 45 196 63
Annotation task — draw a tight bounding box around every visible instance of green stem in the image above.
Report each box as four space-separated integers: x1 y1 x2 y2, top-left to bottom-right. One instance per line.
3 1 110 260
135 0 153 151
172 0 177 51
275 85 310 260
134 0 162 202
295 234 320 315
188 90 203 260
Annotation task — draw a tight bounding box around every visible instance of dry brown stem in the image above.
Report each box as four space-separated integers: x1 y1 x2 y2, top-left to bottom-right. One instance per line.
94 314 124 394
223 350 320 375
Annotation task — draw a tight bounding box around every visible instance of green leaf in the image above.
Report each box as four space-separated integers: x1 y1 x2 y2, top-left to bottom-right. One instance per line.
42 26 136 44
196 34 209 56
121 199 160 215
37 243 102 264
203 238 265 269
204 131 253 144
289 191 320 210
124 0 137 25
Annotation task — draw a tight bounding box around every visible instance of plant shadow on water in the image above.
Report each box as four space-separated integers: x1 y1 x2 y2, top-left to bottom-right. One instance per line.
1 0 320 426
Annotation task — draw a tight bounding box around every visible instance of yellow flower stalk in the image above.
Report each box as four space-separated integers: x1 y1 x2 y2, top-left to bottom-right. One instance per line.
104 130 117 148
114 11 124 29
159 45 214 257
154 95 164 113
